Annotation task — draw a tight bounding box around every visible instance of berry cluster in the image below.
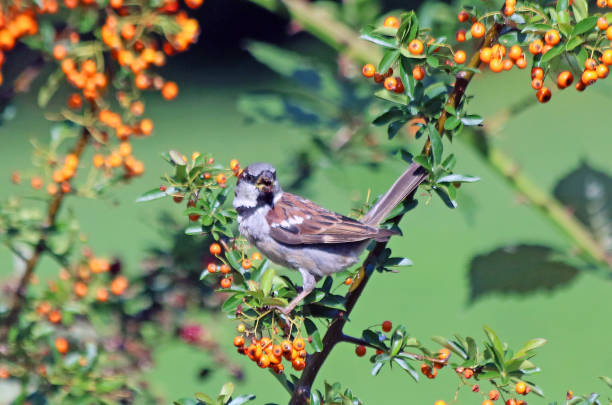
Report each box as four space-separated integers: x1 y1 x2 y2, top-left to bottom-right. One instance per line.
206 240 262 289
234 334 307 373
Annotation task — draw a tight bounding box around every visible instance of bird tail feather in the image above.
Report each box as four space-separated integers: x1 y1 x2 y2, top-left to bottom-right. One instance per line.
362 163 428 226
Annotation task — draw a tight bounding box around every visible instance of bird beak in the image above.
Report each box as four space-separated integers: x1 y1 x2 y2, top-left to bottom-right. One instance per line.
256 174 274 192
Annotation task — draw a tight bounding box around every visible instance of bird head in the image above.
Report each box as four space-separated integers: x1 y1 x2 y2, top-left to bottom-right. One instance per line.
233 162 281 211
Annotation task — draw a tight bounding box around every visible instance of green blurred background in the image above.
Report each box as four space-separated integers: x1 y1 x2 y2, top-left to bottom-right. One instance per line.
1 0 611 403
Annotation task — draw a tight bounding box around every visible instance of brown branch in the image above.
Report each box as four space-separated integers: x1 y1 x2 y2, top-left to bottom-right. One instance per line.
288 21 504 405
0 127 90 340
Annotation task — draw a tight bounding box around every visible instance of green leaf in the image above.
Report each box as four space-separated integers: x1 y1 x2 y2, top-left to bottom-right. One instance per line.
460 115 483 126
227 395 256 405
393 357 419 381
218 382 235 403
431 336 467 359
571 0 588 22
540 46 564 64
260 268 275 296
483 325 505 368
599 376 612 388
571 15 597 35
372 107 404 126
378 49 401 73
428 124 443 166
513 338 547 359
304 318 323 352
565 36 583 51
195 392 215 405
556 0 569 13
437 174 480 183
371 362 384 376
38 69 63 108
468 244 580 302
444 116 459 130
384 257 413 267
388 120 407 139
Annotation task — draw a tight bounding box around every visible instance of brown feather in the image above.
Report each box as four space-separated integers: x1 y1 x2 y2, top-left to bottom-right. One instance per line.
266 193 397 245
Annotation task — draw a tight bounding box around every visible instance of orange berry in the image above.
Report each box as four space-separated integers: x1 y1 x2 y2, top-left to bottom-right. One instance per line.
408 39 424 55
55 337 69 354
48 309 62 323
536 87 552 103
344 277 353 285
557 71 573 89
515 57 527 69
251 251 262 261
585 58 598 70
544 30 560 46
382 320 392 332
215 173 226 184
456 29 466 42
502 59 513 70
185 0 203 8
566 391 574 400
489 58 503 73
596 64 609 78
292 357 306 371
434 401 447 405
135 73 150 89
220 277 232 288
110 275 128 295
209 243 221 256
139 118 154 135
74 281 88 297
383 16 400 29
161 81 178 100
581 69 598 85
0 367 9 379
463 368 474 378
233 336 245 347
483 401 494 405
53 44 67 60
529 39 543 55
516 401 526 405
509 45 522 60
602 49 612 65
412 65 425 80
220 264 231 274
531 78 543 90
257 354 270 368
293 338 305 351
597 0 607 7
506 400 517 405
121 24 136 41
31 176 43 189
241 258 252 269
504 5 515 16
607 26 612 40
281 340 292 352
471 22 485 38
453 50 466 64
383 76 397 91
207 263 217 273
438 348 451 360
47 183 58 195
531 67 544 79
515 382 527 395
458 11 470 22
421 363 432 374
96 287 108 302
489 390 500 401
598 17 609 31
480 47 493 63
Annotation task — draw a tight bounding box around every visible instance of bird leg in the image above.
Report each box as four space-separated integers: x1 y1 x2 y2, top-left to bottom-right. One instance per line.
275 269 316 315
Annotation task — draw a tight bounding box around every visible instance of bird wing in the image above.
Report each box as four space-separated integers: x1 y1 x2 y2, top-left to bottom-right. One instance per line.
266 192 396 245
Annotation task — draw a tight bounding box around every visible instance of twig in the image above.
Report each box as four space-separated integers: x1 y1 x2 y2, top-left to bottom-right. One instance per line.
0 127 90 340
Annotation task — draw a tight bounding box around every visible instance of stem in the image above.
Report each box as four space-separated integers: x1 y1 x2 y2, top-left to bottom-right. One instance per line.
248 0 382 64
0 127 90 340
485 143 611 266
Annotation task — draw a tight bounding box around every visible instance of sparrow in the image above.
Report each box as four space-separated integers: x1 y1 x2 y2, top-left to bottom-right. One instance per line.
233 162 427 314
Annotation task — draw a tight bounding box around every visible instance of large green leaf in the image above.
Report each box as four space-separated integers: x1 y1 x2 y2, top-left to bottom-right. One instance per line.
468 244 580 302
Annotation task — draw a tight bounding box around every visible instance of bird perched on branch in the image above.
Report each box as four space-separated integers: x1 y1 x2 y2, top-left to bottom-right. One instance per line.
233 162 427 314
